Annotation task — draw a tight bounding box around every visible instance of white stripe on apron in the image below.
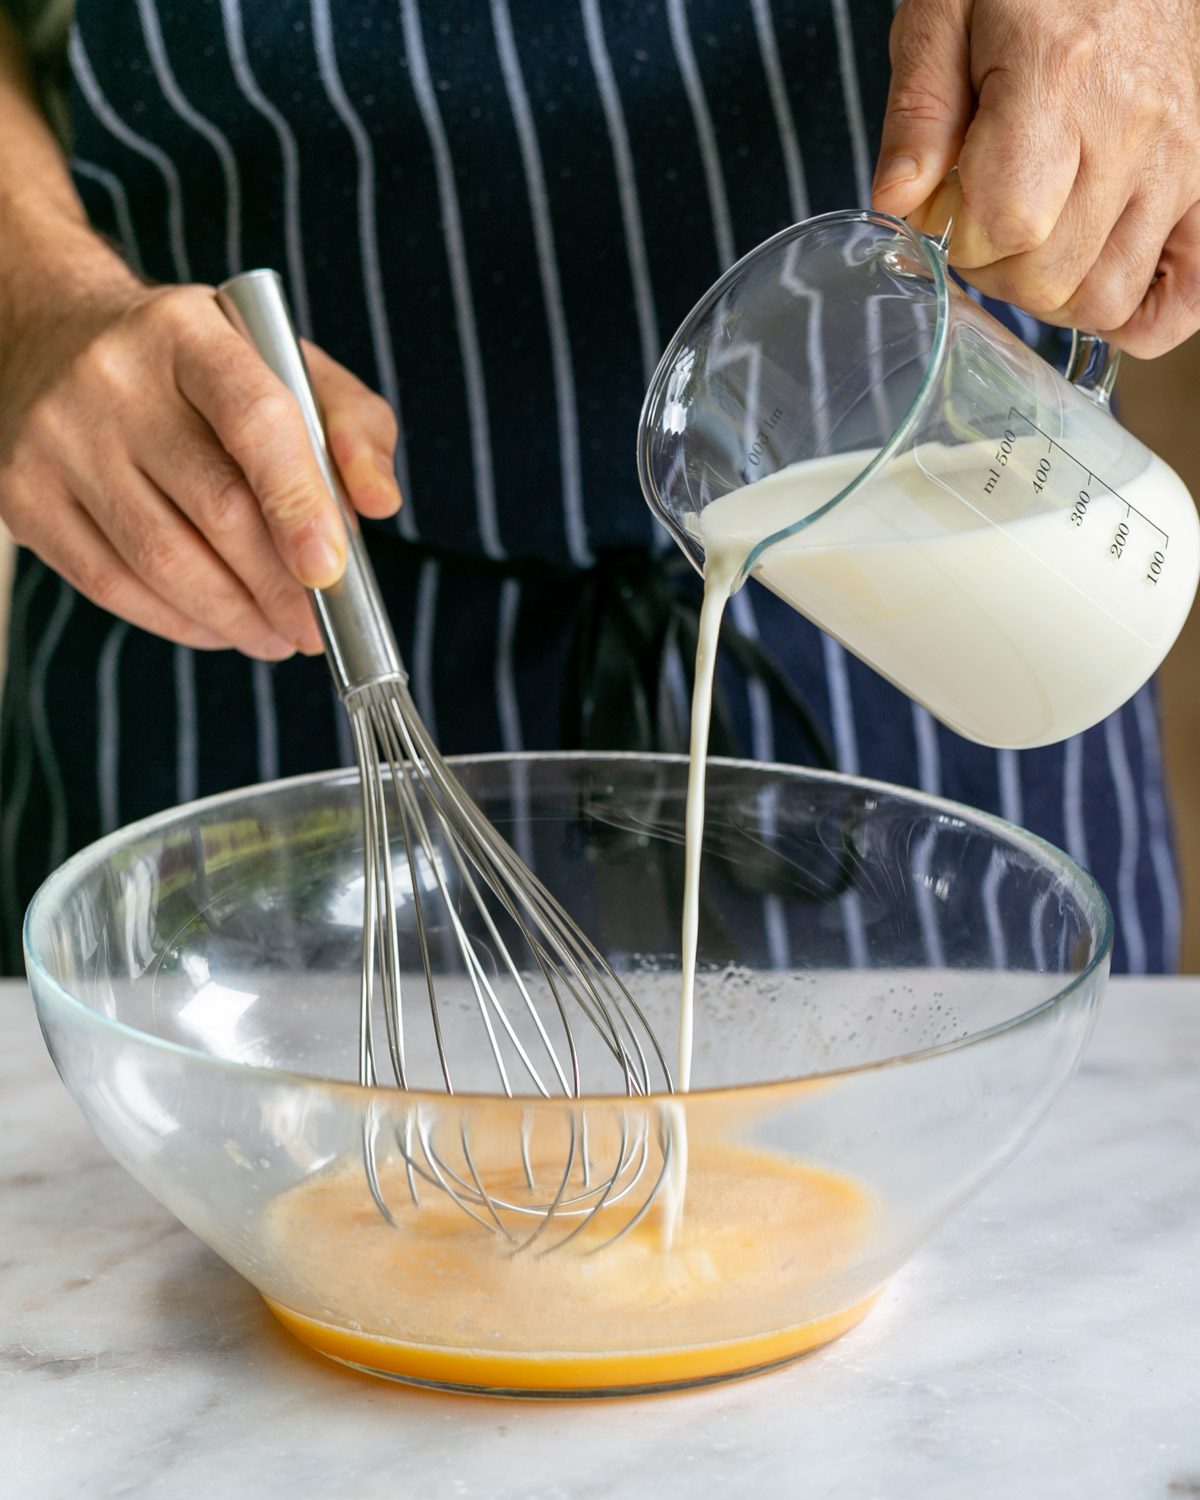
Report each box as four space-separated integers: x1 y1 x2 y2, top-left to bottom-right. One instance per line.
910 707 945 967
28 581 78 875
750 0 811 221
71 157 144 275
997 748 1023 826
912 706 941 794
1103 711 1146 974
580 0 660 383
219 0 312 337
665 0 736 270
1063 733 1089 868
97 617 130 833
174 644 199 804
310 0 414 535
136 0 242 274
581 0 669 553
0 565 44 948
402 0 504 561
1132 686 1181 971
412 556 440 740
252 660 279 783
831 0 874 206
495 577 533 868
490 0 591 569
69 30 192 280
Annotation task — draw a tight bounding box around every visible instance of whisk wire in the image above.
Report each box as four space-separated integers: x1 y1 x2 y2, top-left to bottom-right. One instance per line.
375 687 575 1097
395 694 652 1093
355 705 409 1091
403 696 673 1096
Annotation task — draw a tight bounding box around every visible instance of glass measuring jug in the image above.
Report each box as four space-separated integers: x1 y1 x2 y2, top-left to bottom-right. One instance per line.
637 210 1200 749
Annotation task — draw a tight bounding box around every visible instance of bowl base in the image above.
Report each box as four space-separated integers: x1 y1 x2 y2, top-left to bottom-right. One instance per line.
263 1292 881 1397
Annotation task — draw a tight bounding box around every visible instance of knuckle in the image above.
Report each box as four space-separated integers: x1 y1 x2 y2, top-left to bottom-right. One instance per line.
1067 277 1143 337
261 474 323 527
1046 24 1098 87
142 284 212 339
76 332 133 392
79 562 124 613
227 388 298 455
168 311 217 371
1019 280 1072 318
1123 80 1162 134
15 398 67 457
988 205 1056 257
885 83 960 128
201 470 257 537
1017 255 1080 316
131 528 179 581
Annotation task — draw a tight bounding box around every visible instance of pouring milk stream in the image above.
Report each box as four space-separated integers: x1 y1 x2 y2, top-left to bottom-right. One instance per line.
642 209 1200 1232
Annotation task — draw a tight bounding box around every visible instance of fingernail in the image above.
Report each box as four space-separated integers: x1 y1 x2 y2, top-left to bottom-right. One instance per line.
874 155 920 193
297 533 345 590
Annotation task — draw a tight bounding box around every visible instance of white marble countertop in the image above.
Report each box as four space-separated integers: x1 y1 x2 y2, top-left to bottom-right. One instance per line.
3 976 1198 1499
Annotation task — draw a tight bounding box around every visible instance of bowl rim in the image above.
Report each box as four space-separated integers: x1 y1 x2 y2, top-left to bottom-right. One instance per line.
23 750 1113 1103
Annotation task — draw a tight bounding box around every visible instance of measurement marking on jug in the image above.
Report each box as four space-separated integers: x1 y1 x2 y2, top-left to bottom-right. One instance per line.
1007 408 1171 546
982 427 1017 493
746 407 784 468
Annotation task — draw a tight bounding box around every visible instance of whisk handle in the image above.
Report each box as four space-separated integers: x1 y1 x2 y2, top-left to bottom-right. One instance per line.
216 269 406 697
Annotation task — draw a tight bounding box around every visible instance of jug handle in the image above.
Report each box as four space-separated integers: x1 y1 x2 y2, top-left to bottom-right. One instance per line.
911 172 1122 409
1065 331 1121 408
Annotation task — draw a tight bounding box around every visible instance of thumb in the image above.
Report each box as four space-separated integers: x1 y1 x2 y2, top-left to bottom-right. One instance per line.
872 0 973 218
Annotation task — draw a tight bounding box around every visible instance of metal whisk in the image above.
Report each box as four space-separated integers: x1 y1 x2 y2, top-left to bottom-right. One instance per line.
217 272 675 1253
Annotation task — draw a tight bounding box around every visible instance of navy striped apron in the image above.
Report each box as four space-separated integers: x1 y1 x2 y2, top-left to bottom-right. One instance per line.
0 0 1179 974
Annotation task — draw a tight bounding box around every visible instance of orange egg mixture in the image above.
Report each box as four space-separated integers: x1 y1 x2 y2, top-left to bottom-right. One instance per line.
259 1137 879 1393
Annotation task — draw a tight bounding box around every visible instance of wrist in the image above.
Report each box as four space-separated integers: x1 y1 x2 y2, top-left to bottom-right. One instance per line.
1 184 139 284
0 193 142 335
0 198 145 413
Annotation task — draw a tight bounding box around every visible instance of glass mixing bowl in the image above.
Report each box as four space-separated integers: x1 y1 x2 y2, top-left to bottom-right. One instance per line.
25 753 1110 1397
